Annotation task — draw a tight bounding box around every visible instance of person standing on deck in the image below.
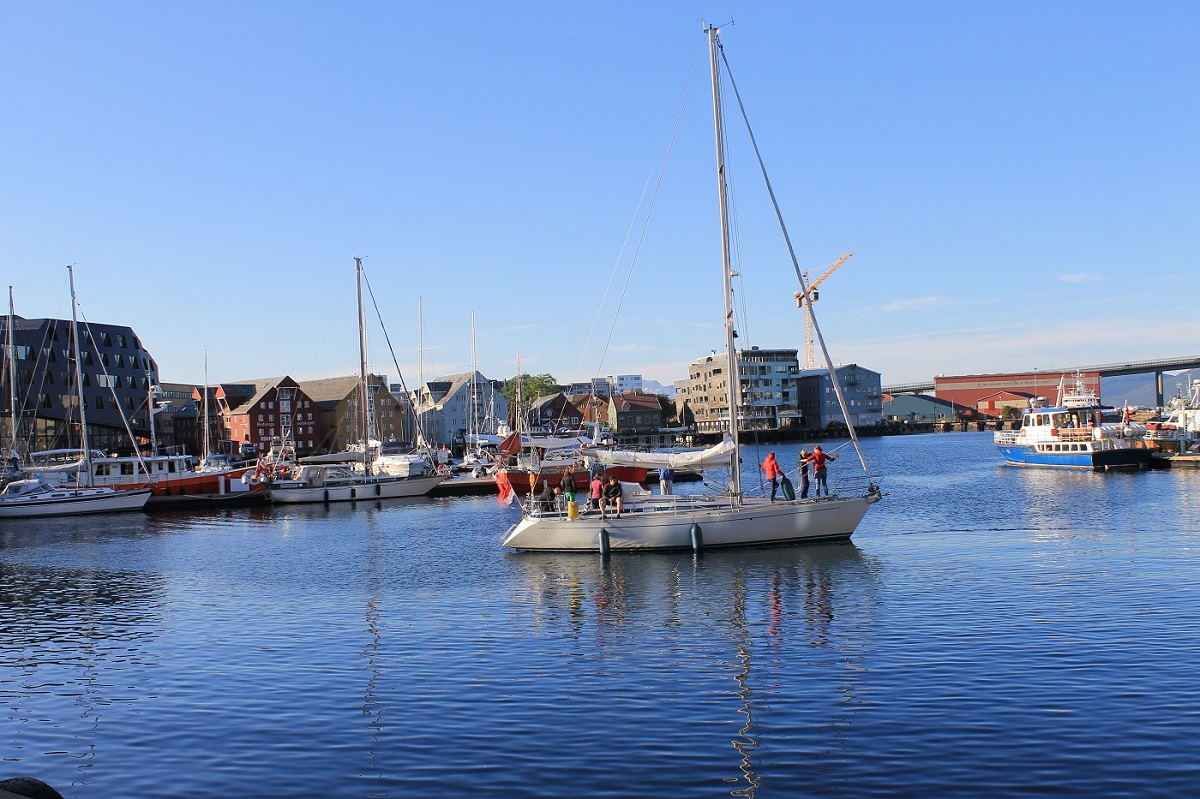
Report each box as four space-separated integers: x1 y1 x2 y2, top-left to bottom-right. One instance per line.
811 445 837 497
798 449 812 499
760 451 781 502
589 473 604 510
658 467 674 495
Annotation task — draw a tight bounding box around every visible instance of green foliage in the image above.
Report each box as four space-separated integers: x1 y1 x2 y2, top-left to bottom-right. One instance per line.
501 373 560 420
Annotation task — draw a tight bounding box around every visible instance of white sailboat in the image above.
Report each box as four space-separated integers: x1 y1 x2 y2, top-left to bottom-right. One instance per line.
502 26 882 551
0 268 152 519
268 258 447 504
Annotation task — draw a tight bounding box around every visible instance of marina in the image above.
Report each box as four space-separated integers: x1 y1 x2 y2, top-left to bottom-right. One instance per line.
2 432 1198 797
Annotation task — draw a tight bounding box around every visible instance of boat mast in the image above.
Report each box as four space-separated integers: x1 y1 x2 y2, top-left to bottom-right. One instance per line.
202 349 210 460
470 310 479 453
355 257 372 476
707 23 742 497
66 265 93 487
417 295 426 447
6 287 18 462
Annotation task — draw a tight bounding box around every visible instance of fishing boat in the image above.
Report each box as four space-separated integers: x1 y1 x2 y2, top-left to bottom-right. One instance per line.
267 258 447 504
1144 379 1200 455
502 25 882 552
993 374 1152 469
0 269 151 518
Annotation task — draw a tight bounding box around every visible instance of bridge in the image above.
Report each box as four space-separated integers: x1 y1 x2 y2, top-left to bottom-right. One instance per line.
883 355 1200 407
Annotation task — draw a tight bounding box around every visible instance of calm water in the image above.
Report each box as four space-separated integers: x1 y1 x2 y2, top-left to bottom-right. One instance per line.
2 433 1199 798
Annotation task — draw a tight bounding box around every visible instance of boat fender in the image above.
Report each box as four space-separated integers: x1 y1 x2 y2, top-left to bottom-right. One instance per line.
323 489 330 503
241 472 251 486
690 523 703 553
375 483 381 496
598 528 611 557
350 488 357 500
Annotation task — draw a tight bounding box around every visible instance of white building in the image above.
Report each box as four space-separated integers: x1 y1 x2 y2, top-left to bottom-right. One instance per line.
412 371 509 447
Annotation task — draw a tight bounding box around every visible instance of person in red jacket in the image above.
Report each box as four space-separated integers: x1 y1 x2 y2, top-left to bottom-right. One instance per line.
810 444 838 497
760 451 781 501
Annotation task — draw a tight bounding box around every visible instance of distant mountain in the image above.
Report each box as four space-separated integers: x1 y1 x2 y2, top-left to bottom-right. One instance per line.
643 379 676 398
1102 370 1197 409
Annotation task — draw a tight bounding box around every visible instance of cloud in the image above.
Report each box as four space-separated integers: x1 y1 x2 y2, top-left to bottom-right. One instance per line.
880 296 953 313
1058 272 1103 284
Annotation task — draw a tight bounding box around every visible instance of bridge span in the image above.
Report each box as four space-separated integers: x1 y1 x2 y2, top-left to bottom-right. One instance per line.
883 355 1200 408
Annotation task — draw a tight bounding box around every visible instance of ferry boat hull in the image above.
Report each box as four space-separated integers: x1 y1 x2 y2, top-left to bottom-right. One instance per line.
996 444 1151 470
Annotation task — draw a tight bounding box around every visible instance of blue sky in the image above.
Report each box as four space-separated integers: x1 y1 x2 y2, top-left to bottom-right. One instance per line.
2 2 1196 390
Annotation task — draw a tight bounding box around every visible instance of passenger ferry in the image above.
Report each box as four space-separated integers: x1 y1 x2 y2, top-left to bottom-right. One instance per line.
993 376 1151 470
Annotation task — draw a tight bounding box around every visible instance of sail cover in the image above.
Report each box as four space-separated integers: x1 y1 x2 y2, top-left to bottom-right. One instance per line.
589 435 736 469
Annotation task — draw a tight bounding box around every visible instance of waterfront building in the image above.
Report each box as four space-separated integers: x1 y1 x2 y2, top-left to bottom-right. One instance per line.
413 371 508 447
299 374 411 453
213 377 320 457
567 393 609 427
883 393 970 423
1 312 160 454
566 377 614 398
933 371 1101 412
524 393 582 432
609 393 662 435
611 374 643 394
796 364 883 429
674 347 881 433
674 347 804 433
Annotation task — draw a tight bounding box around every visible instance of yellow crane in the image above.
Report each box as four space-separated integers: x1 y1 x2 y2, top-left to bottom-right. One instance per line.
794 252 852 369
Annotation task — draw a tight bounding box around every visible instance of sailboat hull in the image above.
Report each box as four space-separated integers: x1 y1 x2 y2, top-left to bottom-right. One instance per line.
0 485 152 519
501 492 879 551
269 473 447 504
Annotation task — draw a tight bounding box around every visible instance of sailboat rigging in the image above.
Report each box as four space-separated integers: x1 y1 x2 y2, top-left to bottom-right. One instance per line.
0 267 152 518
267 258 447 503
501 25 882 551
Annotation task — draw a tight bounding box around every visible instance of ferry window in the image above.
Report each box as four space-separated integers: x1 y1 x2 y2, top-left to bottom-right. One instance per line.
122 463 134 475
169 462 177 473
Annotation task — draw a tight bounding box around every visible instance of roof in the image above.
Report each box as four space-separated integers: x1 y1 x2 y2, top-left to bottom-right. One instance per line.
612 394 661 412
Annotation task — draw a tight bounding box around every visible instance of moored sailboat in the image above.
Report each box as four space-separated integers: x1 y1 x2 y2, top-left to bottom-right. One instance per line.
268 258 447 504
0 268 151 519
502 25 882 551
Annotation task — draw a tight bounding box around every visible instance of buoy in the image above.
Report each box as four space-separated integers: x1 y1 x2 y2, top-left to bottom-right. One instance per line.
598 528 611 557
690 522 703 553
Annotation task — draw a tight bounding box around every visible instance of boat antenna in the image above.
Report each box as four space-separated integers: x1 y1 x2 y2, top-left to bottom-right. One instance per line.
707 23 742 499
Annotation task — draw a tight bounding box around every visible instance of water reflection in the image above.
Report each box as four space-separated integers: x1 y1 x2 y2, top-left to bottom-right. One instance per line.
506 544 881 795
0 563 166 785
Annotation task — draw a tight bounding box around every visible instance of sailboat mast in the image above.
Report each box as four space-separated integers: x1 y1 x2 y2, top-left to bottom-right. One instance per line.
707 24 742 497
202 349 210 460
470 311 479 451
6 287 18 461
417 295 426 447
67 265 93 486
355 257 372 475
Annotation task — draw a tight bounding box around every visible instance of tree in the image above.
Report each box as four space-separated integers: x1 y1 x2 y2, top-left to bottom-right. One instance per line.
501 373 560 424
657 394 677 424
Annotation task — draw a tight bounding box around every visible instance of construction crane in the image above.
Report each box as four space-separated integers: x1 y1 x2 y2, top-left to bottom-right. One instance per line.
794 252 852 369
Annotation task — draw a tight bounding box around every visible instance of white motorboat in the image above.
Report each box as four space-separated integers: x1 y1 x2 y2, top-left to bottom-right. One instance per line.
502 25 882 552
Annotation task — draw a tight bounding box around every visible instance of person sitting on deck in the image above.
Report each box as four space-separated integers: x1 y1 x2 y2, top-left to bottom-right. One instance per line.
537 483 557 512
602 476 624 517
